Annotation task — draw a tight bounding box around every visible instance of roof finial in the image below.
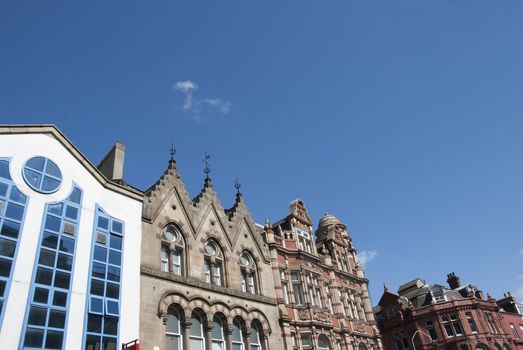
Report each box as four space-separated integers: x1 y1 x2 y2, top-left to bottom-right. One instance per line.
384 283 389 292
203 152 211 179
169 142 176 161
234 177 241 194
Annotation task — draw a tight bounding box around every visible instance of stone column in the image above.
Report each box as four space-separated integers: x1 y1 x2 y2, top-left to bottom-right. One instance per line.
206 323 213 350
262 334 269 350
182 320 191 350
226 325 233 350
245 329 252 350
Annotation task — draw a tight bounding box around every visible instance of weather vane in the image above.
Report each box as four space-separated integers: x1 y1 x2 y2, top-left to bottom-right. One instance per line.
203 152 211 178
169 142 176 161
234 177 241 194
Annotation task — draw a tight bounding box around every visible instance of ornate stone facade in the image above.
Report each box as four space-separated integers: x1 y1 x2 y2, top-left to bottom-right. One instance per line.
139 159 283 350
139 159 381 350
266 199 382 350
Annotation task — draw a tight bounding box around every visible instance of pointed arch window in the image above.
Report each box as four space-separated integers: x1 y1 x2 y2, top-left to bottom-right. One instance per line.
161 226 184 276
240 252 258 294
204 240 224 286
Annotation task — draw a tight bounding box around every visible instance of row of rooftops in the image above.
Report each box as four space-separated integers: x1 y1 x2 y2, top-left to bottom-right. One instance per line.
0 125 350 240
376 272 523 315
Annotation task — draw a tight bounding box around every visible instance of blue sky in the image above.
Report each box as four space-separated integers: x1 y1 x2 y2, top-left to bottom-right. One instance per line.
1 0 523 305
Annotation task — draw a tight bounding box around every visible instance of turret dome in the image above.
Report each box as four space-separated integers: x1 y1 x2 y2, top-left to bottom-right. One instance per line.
318 213 341 228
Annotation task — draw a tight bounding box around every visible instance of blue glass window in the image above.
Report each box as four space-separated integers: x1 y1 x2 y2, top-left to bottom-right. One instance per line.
0 160 12 180
84 207 124 349
21 185 82 349
0 159 28 326
22 157 62 194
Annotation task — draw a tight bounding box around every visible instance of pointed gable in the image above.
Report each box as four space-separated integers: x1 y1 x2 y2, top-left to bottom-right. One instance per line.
289 198 313 225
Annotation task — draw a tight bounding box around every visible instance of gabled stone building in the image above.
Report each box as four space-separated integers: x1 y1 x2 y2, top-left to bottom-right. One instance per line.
139 158 283 350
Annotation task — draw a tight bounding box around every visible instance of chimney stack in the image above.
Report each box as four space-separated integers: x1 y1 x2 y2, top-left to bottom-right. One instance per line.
98 141 126 182
447 272 461 289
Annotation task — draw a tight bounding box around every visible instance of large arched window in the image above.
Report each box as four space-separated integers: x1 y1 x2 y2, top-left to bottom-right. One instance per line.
189 310 207 350
250 321 264 350
161 226 185 275
165 305 183 350
212 314 226 350
318 335 331 350
204 240 224 286
240 251 258 294
232 318 246 350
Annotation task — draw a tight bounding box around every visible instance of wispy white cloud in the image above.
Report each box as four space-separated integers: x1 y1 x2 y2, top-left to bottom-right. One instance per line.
173 80 231 120
174 80 198 111
357 250 378 268
203 99 231 114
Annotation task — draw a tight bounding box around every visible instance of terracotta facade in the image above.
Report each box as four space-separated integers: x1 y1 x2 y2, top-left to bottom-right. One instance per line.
374 274 521 350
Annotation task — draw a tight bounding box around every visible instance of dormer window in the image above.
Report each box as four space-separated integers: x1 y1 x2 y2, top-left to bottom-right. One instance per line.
432 292 445 302
160 226 184 276
296 228 312 253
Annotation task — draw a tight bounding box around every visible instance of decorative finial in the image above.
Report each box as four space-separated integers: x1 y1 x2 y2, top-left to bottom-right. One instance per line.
234 177 241 194
203 152 211 179
384 283 389 292
169 142 176 161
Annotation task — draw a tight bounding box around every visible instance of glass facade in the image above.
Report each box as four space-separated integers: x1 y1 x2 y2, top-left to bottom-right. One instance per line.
84 206 124 350
21 185 83 349
0 159 28 323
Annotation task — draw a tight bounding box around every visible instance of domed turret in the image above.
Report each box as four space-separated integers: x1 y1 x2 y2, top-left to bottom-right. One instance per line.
318 213 341 229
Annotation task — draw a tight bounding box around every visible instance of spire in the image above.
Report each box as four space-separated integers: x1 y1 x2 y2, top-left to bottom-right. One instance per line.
202 152 212 187
234 177 241 195
169 142 176 162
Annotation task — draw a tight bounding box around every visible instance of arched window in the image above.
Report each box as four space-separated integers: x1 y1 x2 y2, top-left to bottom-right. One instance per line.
165 305 182 350
161 226 185 275
359 343 368 350
240 252 258 294
318 335 331 350
212 314 226 350
250 321 264 350
232 318 246 350
204 240 224 286
189 310 206 350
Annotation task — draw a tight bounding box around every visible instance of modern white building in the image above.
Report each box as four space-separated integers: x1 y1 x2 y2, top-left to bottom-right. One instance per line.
0 125 143 350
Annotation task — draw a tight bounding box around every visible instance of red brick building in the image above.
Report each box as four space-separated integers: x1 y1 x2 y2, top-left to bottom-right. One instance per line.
497 293 523 350
265 199 382 350
374 273 520 350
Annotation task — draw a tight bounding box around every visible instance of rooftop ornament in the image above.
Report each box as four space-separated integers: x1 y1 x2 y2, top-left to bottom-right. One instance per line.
169 142 176 161
203 152 211 179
